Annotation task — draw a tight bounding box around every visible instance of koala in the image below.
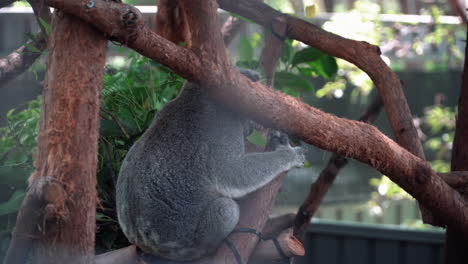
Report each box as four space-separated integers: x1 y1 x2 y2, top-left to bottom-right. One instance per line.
116 69 306 261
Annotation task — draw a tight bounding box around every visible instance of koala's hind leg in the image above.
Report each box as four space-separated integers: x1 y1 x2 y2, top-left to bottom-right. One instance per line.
192 197 240 255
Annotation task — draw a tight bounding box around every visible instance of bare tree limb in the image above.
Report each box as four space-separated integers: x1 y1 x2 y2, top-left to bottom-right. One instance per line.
217 0 443 225
445 25 468 264
0 35 46 85
0 0 51 86
439 171 468 189
27 0 52 37
2 179 48 264
154 0 191 46
250 229 304 262
44 0 468 234
293 96 383 241
4 9 107 264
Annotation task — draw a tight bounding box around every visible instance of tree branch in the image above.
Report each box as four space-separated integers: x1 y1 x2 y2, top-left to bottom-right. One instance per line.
217 0 443 225
0 0 51 86
0 35 46 86
27 0 52 37
445 25 468 263
44 0 468 234
293 96 383 241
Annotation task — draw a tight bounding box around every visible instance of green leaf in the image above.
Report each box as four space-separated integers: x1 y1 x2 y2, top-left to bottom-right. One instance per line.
281 39 294 64
0 166 31 188
100 119 125 138
274 71 314 94
38 17 51 35
291 47 325 66
306 55 338 79
246 130 267 147
238 36 254 62
0 190 25 216
25 43 41 53
319 55 339 78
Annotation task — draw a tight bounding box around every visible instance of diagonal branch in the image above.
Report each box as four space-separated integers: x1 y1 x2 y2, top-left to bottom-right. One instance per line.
0 0 51 86
0 35 46 85
218 0 443 225
293 96 383 241
44 0 468 235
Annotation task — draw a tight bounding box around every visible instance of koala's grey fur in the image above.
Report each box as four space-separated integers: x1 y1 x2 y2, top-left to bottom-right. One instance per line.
116 69 305 261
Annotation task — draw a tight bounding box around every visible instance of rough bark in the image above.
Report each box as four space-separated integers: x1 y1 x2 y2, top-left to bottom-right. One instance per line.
154 0 191 46
250 229 304 262
4 10 107 264
44 0 468 233
445 26 468 264
439 171 468 190
293 96 383 241
219 0 441 226
0 35 46 86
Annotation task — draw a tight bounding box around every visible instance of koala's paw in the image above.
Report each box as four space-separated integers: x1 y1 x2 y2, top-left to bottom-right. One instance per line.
292 146 307 167
267 130 290 150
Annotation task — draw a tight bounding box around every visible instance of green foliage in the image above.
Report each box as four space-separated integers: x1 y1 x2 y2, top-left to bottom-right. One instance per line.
236 34 338 97
0 98 41 258
96 51 183 250
0 51 184 255
38 18 51 36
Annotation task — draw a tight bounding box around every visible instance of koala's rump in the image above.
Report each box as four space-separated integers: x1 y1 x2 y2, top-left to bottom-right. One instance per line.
116 142 214 259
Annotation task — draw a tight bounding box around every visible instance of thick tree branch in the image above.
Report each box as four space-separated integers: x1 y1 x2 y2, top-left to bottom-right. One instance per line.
5 9 107 264
44 0 468 234
154 0 191 46
445 25 468 264
293 96 383 241
217 0 444 225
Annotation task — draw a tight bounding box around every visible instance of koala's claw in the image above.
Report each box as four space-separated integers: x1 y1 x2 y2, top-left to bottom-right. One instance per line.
267 130 289 150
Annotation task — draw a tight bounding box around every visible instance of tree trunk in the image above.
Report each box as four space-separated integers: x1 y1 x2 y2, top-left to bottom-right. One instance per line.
445 26 468 264
5 10 107 264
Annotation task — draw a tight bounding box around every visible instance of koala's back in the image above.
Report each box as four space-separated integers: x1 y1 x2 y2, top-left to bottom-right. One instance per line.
116 83 244 258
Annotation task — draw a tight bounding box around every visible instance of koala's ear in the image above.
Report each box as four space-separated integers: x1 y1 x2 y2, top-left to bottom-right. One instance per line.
238 68 260 82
